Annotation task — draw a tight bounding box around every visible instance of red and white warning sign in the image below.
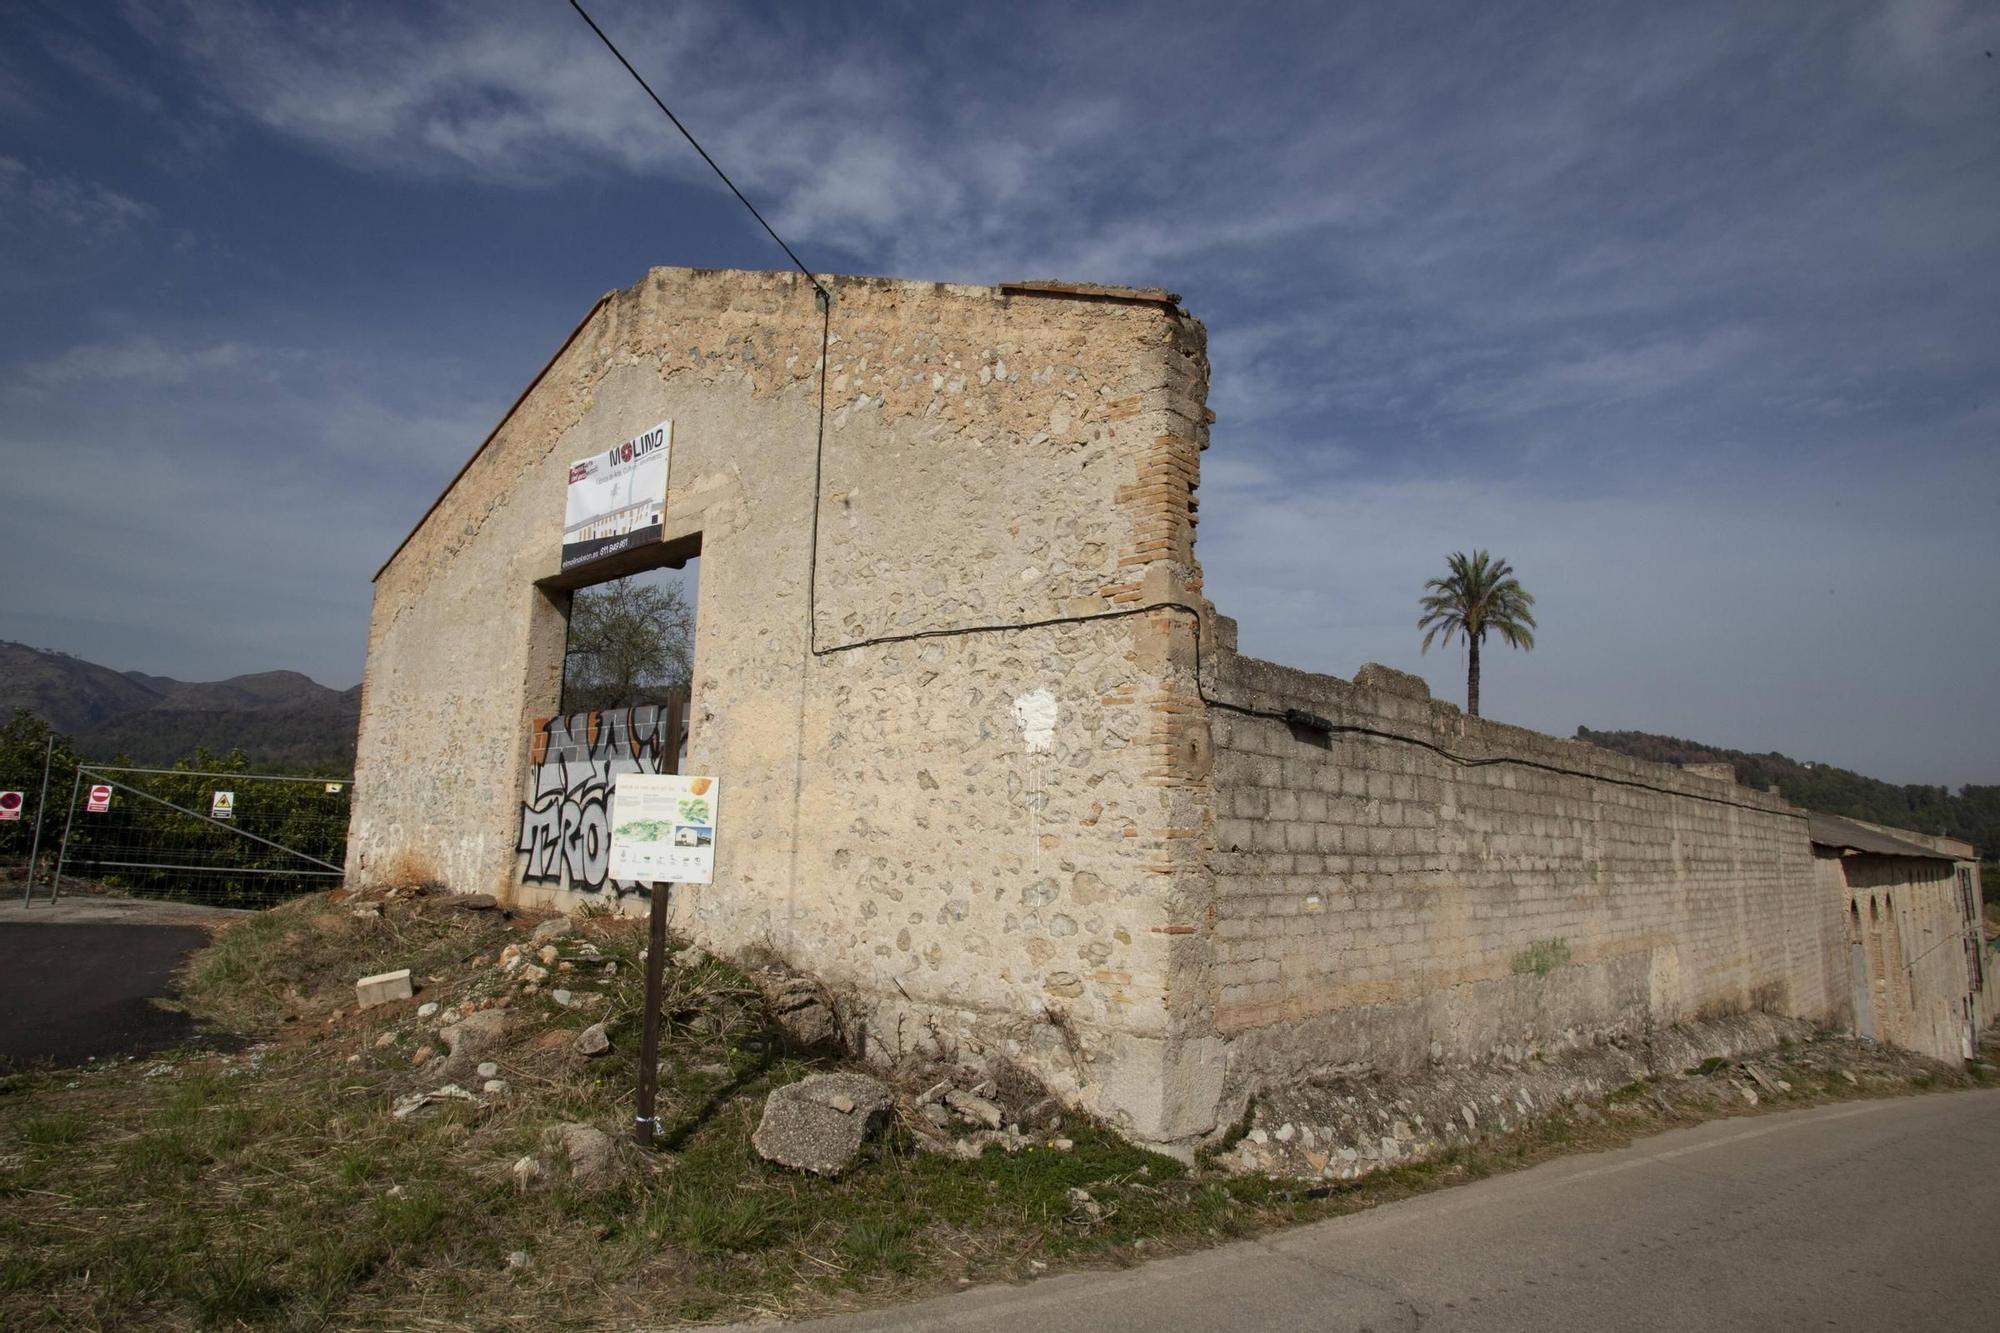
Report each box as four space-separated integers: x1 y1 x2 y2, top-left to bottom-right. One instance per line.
86 784 113 813
0 791 23 821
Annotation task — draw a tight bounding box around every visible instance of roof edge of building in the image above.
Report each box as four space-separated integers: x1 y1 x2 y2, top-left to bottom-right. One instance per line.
373 290 614 584
372 267 1192 585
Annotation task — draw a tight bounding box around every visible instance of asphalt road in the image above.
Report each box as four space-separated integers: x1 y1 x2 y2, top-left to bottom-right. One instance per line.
738 1089 2000 1333
0 897 244 1069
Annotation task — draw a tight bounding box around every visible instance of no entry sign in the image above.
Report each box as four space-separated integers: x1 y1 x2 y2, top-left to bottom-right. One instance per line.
0 791 22 821
86 784 112 813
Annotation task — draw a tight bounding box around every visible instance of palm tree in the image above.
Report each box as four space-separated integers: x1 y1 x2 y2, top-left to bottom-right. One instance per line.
1418 550 1536 718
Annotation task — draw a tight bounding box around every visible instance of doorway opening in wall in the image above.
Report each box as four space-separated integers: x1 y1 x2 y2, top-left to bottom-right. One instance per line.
559 554 701 719
516 538 700 900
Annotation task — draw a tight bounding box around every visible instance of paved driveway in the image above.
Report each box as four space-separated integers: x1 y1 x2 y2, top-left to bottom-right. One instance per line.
0 896 246 1069
732 1088 2000 1333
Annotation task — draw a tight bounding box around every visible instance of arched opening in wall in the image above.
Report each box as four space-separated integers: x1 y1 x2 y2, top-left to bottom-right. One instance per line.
1869 897 1879 921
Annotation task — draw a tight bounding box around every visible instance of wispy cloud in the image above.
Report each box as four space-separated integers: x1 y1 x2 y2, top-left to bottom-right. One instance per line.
16 336 248 390
0 156 151 233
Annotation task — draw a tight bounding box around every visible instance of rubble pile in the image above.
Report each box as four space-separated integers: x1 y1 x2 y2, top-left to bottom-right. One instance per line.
1228 1012 1984 1182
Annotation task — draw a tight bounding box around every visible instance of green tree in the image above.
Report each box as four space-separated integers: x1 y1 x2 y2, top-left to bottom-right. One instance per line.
562 575 695 713
0 710 80 874
1418 550 1536 718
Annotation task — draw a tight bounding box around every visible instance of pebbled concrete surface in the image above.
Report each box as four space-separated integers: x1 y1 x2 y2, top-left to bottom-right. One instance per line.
722 1089 2000 1333
0 899 245 1068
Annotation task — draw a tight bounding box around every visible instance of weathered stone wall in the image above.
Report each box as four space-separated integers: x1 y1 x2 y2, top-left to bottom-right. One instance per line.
349 261 1959 1150
1828 842 1994 1061
349 268 1218 1139
1191 640 1849 1115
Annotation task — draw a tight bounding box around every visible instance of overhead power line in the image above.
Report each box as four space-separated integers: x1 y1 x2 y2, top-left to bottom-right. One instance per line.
565 0 826 300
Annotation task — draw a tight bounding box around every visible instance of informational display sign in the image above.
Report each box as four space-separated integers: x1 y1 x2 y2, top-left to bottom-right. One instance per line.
562 420 670 571
211 791 235 820
607 772 716 884
86 784 112 813
0 791 22 821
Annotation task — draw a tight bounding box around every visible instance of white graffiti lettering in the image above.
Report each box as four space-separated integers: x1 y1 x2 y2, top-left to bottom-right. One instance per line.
516 704 681 896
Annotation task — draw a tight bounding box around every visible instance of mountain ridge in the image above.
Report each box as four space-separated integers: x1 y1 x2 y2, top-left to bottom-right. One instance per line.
0 641 359 769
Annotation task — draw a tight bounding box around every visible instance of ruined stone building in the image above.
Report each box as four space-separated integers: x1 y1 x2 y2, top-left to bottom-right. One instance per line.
1809 813 1992 1061
347 266 1993 1147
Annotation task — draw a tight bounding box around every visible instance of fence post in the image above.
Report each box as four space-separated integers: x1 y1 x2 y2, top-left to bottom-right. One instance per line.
21 733 53 907
49 765 84 906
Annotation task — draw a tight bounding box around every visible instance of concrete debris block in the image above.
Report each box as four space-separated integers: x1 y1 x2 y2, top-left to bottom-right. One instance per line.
355 968 413 1009
575 1023 611 1056
764 977 840 1049
551 989 574 1008
751 1072 893 1177
530 917 573 945
945 1089 1005 1129
392 1084 478 1119
483 1079 509 1095
476 1061 500 1079
416 1001 440 1019
541 1122 623 1192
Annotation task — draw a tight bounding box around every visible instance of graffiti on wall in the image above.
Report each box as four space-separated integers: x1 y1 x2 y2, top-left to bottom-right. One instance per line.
517 705 681 895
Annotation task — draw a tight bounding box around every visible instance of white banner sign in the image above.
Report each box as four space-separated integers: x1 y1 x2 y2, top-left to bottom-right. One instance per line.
561 420 671 571
607 772 716 884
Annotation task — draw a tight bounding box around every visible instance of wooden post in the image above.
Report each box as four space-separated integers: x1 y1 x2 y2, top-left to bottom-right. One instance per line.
633 694 688 1148
634 878 671 1146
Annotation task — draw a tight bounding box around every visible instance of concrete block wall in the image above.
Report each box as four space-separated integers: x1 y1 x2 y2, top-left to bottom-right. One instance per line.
1189 646 1849 1102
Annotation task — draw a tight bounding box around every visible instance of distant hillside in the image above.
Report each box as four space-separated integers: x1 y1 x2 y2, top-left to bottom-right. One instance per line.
0 641 358 770
1577 726 1997 857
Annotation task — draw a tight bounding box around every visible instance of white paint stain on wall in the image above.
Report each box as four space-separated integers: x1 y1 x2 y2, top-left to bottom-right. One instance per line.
1012 688 1059 753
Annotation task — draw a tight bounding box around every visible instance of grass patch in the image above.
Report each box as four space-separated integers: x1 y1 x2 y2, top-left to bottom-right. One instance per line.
1509 938 1572 976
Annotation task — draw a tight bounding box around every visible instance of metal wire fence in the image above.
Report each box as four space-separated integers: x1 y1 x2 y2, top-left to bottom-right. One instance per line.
49 765 351 909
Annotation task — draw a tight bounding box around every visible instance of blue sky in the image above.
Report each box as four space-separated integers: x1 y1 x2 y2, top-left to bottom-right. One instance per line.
1 0 1995 784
